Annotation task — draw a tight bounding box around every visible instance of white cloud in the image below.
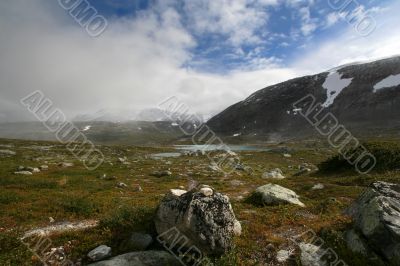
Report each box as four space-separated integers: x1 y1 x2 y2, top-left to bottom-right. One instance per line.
0 0 399 122
298 6 318 36
325 12 340 27
183 0 277 47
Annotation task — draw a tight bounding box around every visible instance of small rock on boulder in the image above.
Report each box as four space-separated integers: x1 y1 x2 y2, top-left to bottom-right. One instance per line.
155 185 241 255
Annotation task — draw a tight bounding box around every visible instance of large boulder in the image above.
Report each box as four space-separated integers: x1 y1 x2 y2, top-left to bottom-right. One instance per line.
88 250 179 266
346 181 400 264
251 184 305 207
154 185 241 255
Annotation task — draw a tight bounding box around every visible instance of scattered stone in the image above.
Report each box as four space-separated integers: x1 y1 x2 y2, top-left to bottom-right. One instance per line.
299 243 327 266
26 167 40 173
87 245 112 262
208 163 220 171
262 168 285 179
133 184 143 192
128 232 153 251
0 144 13 148
151 170 172 177
235 164 245 171
59 162 74 168
118 157 127 163
295 169 311 177
39 165 49 171
155 185 241 255
88 251 179 266
252 184 305 207
14 171 33 175
0 150 16 156
230 180 244 186
311 183 324 190
99 174 107 180
117 182 128 189
276 249 292 263
345 181 400 264
44 245 68 265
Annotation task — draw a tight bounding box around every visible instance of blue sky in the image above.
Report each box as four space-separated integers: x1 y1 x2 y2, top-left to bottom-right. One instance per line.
86 0 393 73
0 0 399 121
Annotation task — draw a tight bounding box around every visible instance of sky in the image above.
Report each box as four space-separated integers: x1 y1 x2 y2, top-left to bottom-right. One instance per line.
0 0 399 122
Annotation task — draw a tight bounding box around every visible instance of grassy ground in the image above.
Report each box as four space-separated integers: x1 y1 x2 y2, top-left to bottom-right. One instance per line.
0 137 398 265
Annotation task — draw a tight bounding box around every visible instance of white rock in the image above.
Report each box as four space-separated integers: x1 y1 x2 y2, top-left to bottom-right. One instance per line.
87 245 112 262
40 165 49 170
0 150 16 156
199 187 213 197
312 184 325 190
59 162 73 168
169 189 187 196
276 249 292 263
262 168 285 179
117 182 128 188
253 184 305 207
233 220 242 236
14 171 33 175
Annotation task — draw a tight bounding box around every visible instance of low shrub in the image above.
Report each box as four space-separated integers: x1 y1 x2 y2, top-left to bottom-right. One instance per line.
318 141 400 173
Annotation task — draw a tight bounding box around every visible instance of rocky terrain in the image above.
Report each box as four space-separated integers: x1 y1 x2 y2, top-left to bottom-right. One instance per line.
1 137 400 265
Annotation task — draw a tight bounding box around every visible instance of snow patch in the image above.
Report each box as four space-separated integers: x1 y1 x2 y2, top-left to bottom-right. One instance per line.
82 125 91 131
322 71 353 107
373 74 400 92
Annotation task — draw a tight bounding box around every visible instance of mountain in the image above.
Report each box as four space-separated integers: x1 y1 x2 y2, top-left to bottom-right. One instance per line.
73 108 207 124
72 108 138 122
207 56 400 140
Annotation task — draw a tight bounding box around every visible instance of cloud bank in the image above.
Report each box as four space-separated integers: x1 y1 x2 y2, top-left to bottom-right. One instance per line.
0 0 399 122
